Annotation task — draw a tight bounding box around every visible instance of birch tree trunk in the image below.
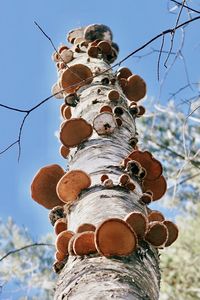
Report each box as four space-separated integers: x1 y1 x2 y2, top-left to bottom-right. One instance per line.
54 25 160 300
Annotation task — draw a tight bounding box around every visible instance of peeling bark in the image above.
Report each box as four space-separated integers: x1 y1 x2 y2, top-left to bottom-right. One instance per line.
54 27 160 300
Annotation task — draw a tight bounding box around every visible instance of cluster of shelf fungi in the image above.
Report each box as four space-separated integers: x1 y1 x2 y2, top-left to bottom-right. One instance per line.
31 24 178 274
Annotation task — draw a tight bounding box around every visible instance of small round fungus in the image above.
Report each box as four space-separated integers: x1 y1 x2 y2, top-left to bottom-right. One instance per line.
124 75 146 102
145 221 168 247
142 175 167 201
163 220 179 247
77 223 96 233
55 230 74 254
54 218 68 235
108 90 120 101
148 210 165 223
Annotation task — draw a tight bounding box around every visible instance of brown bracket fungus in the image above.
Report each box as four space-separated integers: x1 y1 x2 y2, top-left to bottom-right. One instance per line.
64 93 79 107
125 212 148 239
127 150 163 181
54 218 68 235
49 205 66 226
51 83 64 99
113 106 124 117
126 181 136 192
163 220 179 247
107 90 120 101
62 106 72 120
84 24 113 42
87 46 99 58
119 174 131 186
123 75 146 102
73 231 97 256
148 210 165 223
59 49 73 64
101 174 109 183
116 67 132 80
60 64 93 94
97 40 112 55
77 223 96 233
142 175 167 201
31 164 65 209
126 160 143 178
129 137 139 148
68 235 77 256
67 27 85 44
100 105 113 113
145 221 168 247
56 230 74 255
95 218 138 257
55 251 67 262
60 118 93 148
93 112 117 135
59 145 70 159
103 178 114 188
56 170 91 203
139 193 153 205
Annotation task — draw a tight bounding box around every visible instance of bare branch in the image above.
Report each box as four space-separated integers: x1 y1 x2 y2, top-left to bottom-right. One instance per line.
170 0 200 14
167 171 200 191
157 34 165 81
0 243 54 262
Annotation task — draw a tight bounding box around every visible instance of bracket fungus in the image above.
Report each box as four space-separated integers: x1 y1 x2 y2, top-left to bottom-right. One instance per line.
119 174 131 186
100 174 109 183
87 45 99 58
31 164 65 209
64 93 79 107
54 218 68 235
60 118 93 148
97 40 112 55
49 205 66 226
125 212 148 239
51 83 64 99
56 170 91 203
163 220 179 247
107 89 120 101
60 64 93 94
127 150 163 181
73 231 97 256
83 24 113 42
116 67 132 80
142 175 167 201
148 210 165 223
139 192 153 205
77 223 96 233
123 75 146 102
100 105 113 113
59 145 70 159
103 178 114 188
95 218 138 257
55 251 67 262
145 221 168 247
93 112 117 135
59 49 73 64
55 230 74 255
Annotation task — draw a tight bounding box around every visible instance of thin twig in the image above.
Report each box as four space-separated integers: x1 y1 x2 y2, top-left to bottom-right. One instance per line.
157 34 165 81
164 0 186 67
170 0 200 14
0 243 54 262
167 171 200 191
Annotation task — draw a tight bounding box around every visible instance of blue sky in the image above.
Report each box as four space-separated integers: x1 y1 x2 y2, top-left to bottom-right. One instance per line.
0 0 200 238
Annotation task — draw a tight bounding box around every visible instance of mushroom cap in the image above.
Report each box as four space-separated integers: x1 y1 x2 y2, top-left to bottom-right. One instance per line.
48 205 65 226
77 223 96 233
31 164 65 209
55 230 74 254
148 210 165 223
84 24 113 42
60 49 73 64
126 181 136 191
51 83 64 99
58 45 69 53
124 75 146 102
62 106 72 120
67 27 85 44
59 145 70 159
60 64 93 94
119 78 128 92
139 193 153 205
60 103 67 118
73 231 97 256
55 251 67 262
87 46 99 58
108 90 120 101
54 218 68 235
128 150 163 181
60 118 93 148
100 105 113 113
142 175 167 201
97 40 112 55
93 112 117 135
137 106 146 116
145 221 168 247
125 212 148 239
119 174 130 186
117 67 132 80
95 218 138 256
163 220 179 247
56 170 91 203
68 234 77 256
101 174 109 183
103 178 114 188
